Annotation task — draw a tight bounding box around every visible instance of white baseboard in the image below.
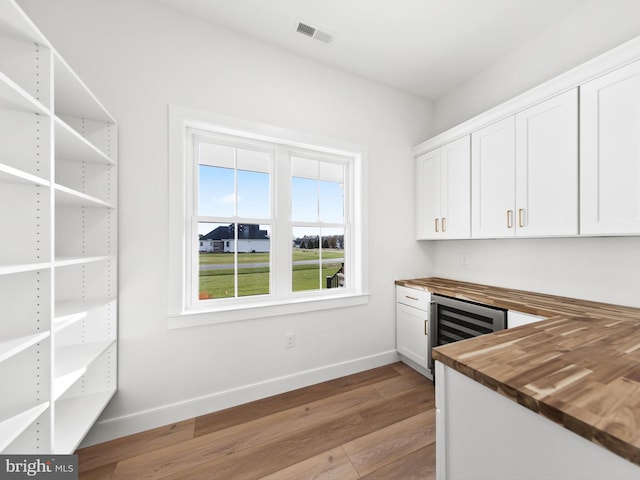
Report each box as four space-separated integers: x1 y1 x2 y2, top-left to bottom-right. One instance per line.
80 350 400 448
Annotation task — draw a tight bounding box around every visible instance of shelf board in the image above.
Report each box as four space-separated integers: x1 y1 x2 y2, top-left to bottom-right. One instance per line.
55 117 114 165
54 255 112 268
0 162 49 187
54 183 114 208
0 261 50 276
54 389 115 454
0 331 50 364
54 297 116 332
53 53 114 123
0 402 49 452
53 340 115 400
0 70 49 114
0 1 48 45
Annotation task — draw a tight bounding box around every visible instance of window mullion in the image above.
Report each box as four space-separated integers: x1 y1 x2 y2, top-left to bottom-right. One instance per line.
233 148 239 298
273 146 292 297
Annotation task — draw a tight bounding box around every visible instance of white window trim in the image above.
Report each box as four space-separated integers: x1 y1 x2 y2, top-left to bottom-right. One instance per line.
167 105 369 328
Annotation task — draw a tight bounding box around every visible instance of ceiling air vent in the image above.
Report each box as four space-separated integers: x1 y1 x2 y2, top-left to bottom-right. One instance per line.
296 22 316 37
296 21 333 44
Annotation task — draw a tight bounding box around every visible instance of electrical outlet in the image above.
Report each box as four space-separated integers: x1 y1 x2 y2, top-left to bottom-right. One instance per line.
461 254 469 265
285 332 295 348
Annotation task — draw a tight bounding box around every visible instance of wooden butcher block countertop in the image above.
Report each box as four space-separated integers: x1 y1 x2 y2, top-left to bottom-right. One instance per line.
395 277 640 466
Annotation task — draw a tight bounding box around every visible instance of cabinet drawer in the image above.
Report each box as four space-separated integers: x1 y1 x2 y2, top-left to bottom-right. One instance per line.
396 286 430 310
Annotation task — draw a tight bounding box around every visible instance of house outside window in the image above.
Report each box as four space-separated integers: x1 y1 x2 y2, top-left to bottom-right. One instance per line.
168 106 368 327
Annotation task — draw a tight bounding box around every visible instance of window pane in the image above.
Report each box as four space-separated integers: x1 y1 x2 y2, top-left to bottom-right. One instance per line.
321 227 345 290
292 226 320 292
238 169 270 219
198 222 271 299
319 180 344 223
198 222 235 300
199 142 234 168
199 165 235 217
291 177 318 222
237 148 270 173
291 157 318 179
238 224 271 297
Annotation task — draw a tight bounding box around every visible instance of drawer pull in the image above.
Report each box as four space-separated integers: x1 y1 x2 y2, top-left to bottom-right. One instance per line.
405 295 419 301
435 218 439 232
424 319 428 336
507 209 513 229
442 217 447 232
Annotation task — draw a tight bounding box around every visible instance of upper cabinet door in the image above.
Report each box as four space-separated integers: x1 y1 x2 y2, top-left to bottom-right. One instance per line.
515 89 578 237
581 61 640 235
416 148 442 240
440 135 470 239
416 135 470 240
471 116 516 238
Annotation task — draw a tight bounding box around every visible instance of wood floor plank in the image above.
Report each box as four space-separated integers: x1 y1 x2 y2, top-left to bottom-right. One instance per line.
372 368 432 398
194 364 401 437
357 385 435 432
359 443 437 480
258 446 360 480
343 410 436 476
79 462 117 480
110 385 384 480
77 363 436 480
76 420 195 473
160 412 369 480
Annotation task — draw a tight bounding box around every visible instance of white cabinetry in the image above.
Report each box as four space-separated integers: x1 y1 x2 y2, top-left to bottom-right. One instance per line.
471 90 578 238
435 362 640 480
396 286 431 378
471 116 515 238
416 135 470 239
515 89 578 236
0 0 117 454
581 60 640 235
507 310 545 329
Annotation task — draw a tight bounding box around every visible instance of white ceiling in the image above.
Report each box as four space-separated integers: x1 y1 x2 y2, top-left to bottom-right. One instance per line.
149 0 589 101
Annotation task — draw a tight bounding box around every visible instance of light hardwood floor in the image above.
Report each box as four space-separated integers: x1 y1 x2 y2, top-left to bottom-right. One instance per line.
76 362 436 479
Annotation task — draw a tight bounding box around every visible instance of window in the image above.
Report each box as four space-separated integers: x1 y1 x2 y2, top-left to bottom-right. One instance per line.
168 106 368 326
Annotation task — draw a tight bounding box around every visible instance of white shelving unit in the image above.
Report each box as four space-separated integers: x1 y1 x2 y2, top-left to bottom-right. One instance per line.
0 0 117 454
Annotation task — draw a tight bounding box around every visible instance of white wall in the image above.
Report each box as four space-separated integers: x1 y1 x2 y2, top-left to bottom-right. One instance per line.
17 0 435 444
430 0 640 308
433 237 640 308
434 0 640 133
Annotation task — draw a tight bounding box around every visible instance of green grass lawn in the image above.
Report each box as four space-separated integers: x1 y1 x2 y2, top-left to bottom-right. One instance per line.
199 258 343 299
199 249 344 265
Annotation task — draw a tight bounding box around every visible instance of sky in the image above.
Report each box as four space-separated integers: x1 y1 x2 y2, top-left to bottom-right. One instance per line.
198 164 344 238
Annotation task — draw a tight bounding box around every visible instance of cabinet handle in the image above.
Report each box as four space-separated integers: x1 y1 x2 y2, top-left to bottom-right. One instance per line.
507 210 513 229
518 208 524 228
435 218 439 232
442 217 447 232
424 319 428 336
405 295 419 301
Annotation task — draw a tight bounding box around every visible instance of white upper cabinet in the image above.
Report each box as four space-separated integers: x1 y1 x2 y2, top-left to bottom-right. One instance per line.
472 90 578 238
471 116 516 238
416 135 470 239
580 60 640 235
515 89 578 236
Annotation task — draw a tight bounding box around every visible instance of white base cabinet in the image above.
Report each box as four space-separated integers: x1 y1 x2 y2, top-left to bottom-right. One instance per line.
435 362 640 480
507 310 546 329
0 0 117 454
396 286 431 379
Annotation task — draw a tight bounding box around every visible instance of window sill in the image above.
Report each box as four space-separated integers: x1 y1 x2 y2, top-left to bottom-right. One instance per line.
167 292 370 329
